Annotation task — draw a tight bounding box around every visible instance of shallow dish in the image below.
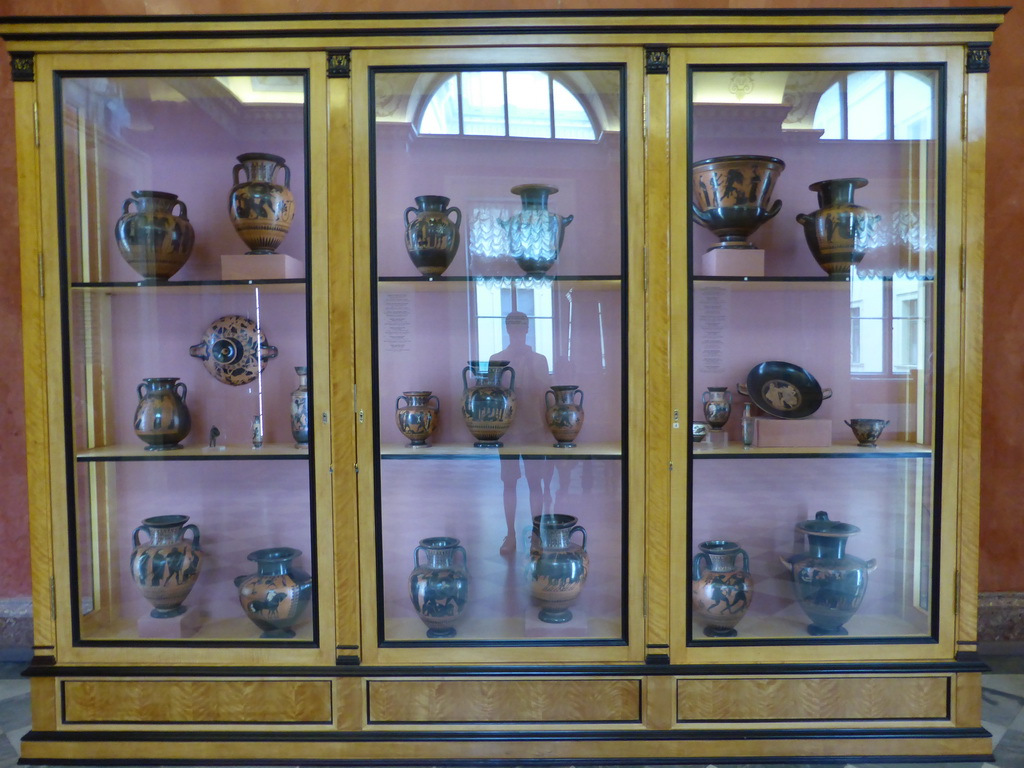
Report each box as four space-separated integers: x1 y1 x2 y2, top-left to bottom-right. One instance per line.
739 361 832 419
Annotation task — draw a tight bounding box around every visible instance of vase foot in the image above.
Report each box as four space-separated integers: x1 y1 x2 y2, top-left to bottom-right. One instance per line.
807 623 848 636
149 605 187 619
144 443 184 451
426 626 457 639
553 442 576 448
538 608 573 624
703 625 738 638
259 627 297 639
473 440 503 448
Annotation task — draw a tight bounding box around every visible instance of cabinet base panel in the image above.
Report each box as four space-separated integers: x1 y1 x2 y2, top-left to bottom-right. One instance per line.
19 731 994 765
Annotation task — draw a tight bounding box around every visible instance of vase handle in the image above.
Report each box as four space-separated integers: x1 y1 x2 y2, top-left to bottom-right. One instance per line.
427 394 440 413
172 199 189 220
131 525 148 548
175 380 188 403
501 366 516 392
189 342 209 361
182 523 201 550
738 547 750 573
413 546 424 568
404 206 418 228
455 545 468 569
136 382 147 401
461 365 472 391
737 382 748 397
396 394 409 410
446 205 462 229
691 203 713 224
762 198 783 222
569 524 587 551
561 213 574 229
574 388 584 408
820 388 833 401
122 197 136 215
545 389 556 409
865 558 878 573
280 163 291 190
232 162 245 187
262 343 279 361
693 552 710 580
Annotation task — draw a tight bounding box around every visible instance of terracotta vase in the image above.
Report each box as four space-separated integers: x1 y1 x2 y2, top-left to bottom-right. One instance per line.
228 152 295 254
545 385 584 447
502 184 574 277
290 366 309 447
395 391 440 447
796 177 881 278
691 540 753 637
409 536 470 638
234 547 313 638
129 515 202 619
114 190 195 281
460 360 516 447
691 155 785 249
189 314 279 387
781 511 877 636
526 514 588 623
701 386 732 430
404 195 462 277
133 377 191 450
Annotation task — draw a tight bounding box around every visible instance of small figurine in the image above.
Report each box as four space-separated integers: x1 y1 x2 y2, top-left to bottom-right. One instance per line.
209 425 221 448
251 415 264 449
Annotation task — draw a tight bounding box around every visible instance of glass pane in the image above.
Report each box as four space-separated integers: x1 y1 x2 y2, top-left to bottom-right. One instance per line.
553 79 597 140
418 75 459 135
462 71 506 136
507 71 551 138
59 73 315 643
689 67 940 644
373 66 625 644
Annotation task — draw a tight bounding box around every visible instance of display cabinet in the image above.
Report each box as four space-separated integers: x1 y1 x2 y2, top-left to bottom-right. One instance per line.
0 8 1003 765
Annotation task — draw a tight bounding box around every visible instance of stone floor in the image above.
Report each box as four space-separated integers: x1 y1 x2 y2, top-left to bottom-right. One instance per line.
0 650 1021 767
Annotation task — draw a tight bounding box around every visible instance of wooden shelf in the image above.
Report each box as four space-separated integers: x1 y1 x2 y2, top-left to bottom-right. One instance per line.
692 440 931 458
381 441 622 459
70 279 306 295
76 442 309 461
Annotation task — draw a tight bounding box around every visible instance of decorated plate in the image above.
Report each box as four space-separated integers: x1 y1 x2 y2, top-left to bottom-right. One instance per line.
189 314 278 386
740 360 832 419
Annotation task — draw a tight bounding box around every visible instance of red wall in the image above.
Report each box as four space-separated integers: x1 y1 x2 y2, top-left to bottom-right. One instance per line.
0 0 1019 599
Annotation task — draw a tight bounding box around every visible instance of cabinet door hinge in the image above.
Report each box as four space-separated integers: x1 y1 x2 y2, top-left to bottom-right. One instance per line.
37 251 44 298
960 243 967 293
49 576 56 621
33 101 40 147
954 569 961 616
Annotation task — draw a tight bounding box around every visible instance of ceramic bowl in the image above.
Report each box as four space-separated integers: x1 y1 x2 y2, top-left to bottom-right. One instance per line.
844 418 890 446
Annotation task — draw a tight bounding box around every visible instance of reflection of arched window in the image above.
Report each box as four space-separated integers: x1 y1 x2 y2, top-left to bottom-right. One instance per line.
814 71 934 140
419 71 597 140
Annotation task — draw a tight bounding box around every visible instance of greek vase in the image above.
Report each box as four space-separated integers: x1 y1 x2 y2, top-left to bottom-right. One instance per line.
129 514 201 619
409 536 470 638
228 152 295 254
461 360 516 447
395 391 440 447
404 195 462 277
691 540 753 637
545 385 584 447
291 366 309 447
796 177 881 278
526 514 588 624
133 377 191 451
114 190 195 281
502 184 573 277
234 547 313 639
702 386 732 431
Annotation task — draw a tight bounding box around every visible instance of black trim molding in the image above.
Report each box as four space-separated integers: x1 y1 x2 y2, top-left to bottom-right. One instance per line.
327 49 351 78
9 51 34 82
645 46 668 75
967 42 992 73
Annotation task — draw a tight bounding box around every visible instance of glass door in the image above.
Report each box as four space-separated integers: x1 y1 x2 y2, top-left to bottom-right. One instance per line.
355 50 645 658
675 54 957 656
53 57 327 648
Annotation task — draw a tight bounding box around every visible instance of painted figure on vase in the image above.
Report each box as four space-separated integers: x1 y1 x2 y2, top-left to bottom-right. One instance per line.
490 311 553 556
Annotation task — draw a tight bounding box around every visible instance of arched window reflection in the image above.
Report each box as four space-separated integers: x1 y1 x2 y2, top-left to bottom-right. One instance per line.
418 71 597 140
813 71 935 141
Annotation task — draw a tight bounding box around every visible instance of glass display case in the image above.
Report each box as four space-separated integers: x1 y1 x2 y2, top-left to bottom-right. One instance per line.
57 69 320 645
367 66 628 646
0 10 1002 766
686 66 942 646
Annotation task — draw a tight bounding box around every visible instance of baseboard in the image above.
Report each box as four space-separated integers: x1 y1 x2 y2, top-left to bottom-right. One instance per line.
978 592 1024 642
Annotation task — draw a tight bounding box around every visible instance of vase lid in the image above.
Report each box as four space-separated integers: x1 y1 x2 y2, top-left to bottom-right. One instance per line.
808 177 868 192
236 152 287 165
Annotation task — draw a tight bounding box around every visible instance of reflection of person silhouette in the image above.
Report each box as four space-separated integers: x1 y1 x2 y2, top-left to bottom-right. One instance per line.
491 311 553 555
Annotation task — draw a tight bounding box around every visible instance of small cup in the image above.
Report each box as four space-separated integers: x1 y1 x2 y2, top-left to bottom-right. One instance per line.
844 418 890 446
692 422 709 443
